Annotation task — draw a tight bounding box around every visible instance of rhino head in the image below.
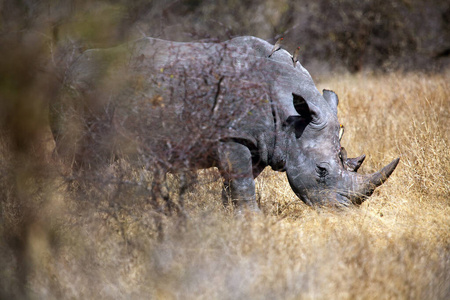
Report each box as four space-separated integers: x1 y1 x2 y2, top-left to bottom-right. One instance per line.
282 90 399 207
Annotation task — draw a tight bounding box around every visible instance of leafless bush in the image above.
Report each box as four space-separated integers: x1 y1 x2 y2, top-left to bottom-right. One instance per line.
49 35 274 218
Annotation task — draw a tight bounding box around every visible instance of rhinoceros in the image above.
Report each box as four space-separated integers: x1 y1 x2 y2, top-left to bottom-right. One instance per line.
49 36 399 211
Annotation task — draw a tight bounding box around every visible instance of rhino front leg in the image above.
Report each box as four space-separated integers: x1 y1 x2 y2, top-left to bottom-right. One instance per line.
218 141 260 213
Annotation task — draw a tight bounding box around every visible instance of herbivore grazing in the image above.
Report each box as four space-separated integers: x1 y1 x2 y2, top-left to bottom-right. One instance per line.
50 36 399 212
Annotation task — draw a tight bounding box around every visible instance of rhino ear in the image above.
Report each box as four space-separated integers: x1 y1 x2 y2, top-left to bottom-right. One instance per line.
283 116 308 138
322 89 339 114
292 93 321 124
285 92 321 138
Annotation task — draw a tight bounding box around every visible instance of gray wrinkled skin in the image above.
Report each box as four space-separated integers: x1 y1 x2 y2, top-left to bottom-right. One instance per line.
50 36 399 212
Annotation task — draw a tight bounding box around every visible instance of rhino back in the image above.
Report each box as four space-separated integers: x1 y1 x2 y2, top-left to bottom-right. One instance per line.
53 37 282 170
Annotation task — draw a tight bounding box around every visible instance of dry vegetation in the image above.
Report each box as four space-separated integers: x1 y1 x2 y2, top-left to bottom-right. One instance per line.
1 1 450 299
1 72 448 299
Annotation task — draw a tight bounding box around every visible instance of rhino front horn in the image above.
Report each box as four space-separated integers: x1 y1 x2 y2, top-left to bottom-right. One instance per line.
369 157 400 187
352 157 400 205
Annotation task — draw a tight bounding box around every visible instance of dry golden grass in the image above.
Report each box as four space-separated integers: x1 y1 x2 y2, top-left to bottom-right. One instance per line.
1 72 449 299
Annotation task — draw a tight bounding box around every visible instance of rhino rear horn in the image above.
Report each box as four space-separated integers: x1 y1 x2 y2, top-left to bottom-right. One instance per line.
347 154 366 172
341 147 366 172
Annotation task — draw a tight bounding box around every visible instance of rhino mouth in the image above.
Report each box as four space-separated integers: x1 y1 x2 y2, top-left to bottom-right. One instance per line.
293 188 352 207
336 190 366 206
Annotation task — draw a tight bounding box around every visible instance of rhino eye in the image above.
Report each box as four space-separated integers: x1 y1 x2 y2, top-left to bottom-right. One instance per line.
316 165 328 178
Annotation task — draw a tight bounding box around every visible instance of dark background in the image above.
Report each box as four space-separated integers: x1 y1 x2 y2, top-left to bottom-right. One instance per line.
1 0 449 75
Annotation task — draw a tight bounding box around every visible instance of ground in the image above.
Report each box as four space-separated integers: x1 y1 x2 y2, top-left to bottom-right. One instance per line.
1 72 449 299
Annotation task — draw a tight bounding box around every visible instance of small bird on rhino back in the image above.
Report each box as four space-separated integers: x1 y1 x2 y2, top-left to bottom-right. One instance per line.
292 46 300 67
268 37 283 57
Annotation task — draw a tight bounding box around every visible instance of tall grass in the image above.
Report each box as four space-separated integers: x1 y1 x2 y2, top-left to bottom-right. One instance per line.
1 72 449 299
